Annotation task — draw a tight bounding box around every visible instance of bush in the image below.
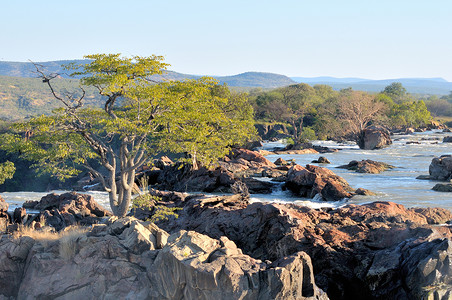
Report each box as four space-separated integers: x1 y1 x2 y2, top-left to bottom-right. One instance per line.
299 127 317 143
132 193 181 223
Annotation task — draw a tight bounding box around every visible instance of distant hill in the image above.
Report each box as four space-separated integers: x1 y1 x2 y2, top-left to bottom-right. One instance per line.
0 75 102 121
0 60 88 78
0 61 295 88
0 60 295 120
291 76 452 95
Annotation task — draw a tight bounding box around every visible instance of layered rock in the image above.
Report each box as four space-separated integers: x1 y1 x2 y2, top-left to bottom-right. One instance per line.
0 217 327 300
156 195 452 300
284 164 354 201
337 159 395 174
357 126 392 150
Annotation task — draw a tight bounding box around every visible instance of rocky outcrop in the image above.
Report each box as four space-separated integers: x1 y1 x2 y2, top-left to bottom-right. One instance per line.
153 149 281 194
277 143 338 155
284 164 353 201
156 195 452 300
0 217 327 300
22 192 112 231
275 148 319 155
354 187 376 196
357 126 392 150
337 159 395 174
429 155 452 181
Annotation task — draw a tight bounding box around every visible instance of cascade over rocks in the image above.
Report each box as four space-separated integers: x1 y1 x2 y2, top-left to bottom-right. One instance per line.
0 217 327 300
155 194 452 300
358 126 392 150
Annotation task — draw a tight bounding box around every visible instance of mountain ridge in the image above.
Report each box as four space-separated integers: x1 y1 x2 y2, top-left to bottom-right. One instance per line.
0 61 295 88
0 60 451 94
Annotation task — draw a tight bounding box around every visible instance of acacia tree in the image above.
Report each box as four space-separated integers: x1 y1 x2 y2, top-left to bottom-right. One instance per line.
335 91 388 144
1 54 255 217
316 90 388 144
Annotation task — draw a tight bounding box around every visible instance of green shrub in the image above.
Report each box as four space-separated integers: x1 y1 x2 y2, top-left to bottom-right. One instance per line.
132 193 181 223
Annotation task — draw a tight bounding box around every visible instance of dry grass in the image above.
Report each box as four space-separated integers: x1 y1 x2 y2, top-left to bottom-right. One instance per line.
14 225 89 259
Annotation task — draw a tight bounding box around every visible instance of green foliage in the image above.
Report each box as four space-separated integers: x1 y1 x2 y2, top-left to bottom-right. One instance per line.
388 100 431 127
425 96 452 117
131 193 181 223
299 127 316 143
382 82 407 101
252 83 331 143
0 53 256 216
0 161 15 185
283 137 295 145
150 79 256 169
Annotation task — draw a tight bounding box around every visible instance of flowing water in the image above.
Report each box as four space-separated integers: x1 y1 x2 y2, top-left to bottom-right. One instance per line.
1 130 452 212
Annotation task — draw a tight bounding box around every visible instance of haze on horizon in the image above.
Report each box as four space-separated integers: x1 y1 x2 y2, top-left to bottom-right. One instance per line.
1 0 451 81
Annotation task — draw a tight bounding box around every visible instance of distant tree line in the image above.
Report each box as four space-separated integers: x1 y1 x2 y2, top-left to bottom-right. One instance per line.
249 81 432 143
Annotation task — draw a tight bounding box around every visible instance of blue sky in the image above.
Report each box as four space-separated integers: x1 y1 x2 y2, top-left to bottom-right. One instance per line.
1 0 451 80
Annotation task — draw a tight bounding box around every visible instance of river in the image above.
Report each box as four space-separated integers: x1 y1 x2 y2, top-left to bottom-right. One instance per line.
1 130 452 212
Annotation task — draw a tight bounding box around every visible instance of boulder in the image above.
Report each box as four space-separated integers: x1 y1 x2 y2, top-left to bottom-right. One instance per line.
358 126 392 150
153 155 174 169
284 164 353 201
243 140 264 150
432 183 452 192
311 156 331 164
443 136 452 143
0 236 35 297
13 207 27 224
228 148 276 169
337 159 395 174
405 127 415 134
354 188 376 196
0 196 8 212
429 155 452 181
274 157 288 166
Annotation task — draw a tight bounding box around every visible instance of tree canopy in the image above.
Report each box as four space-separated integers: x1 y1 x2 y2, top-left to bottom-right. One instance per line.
0 161 15 185
1 54 255 217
